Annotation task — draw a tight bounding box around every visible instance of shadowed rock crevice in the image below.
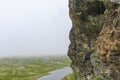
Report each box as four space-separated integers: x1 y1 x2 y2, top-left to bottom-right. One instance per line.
86 1 106 16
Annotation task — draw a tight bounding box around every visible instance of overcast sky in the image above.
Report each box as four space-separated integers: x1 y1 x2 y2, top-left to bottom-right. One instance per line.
0 0 71 57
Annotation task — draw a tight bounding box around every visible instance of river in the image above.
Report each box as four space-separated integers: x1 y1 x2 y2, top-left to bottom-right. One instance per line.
37 67 72 80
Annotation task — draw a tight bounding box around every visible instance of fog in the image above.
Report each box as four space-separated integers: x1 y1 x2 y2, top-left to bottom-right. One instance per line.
0 0 72 57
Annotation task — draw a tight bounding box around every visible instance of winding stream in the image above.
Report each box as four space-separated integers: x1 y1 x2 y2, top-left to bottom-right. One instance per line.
37 67 72 80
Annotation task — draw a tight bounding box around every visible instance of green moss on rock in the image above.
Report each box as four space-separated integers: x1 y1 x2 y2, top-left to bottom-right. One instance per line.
68 0 120 80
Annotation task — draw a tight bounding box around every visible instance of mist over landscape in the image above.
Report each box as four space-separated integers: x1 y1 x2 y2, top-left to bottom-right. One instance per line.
0 0 71 57
0 1 72 79
0 0 119 80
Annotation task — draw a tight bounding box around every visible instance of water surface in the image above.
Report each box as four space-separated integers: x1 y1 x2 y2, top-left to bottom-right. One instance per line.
37 67 72 80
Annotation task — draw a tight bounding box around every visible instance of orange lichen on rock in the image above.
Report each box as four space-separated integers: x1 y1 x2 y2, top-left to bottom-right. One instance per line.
96 19 120 60
95 11 120 80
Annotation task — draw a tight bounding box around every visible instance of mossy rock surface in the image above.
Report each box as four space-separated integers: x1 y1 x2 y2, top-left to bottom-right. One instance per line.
68 0 120 80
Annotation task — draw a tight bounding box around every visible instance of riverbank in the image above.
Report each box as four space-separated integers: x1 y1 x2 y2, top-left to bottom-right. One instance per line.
0 56 71 80
62 74 74 80
37 67 72 80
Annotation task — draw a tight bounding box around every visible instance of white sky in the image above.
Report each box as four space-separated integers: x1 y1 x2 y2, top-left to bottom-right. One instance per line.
0 0 72 57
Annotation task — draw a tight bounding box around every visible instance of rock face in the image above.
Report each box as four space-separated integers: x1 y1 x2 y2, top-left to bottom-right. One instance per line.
68 0 120 80
95 11 120 80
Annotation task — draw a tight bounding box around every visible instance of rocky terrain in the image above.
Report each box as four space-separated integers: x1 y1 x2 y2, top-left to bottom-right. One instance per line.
68 0 120 80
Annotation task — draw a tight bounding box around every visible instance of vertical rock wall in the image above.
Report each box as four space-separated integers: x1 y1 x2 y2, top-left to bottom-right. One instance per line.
68 0 120 80
95 9 120 80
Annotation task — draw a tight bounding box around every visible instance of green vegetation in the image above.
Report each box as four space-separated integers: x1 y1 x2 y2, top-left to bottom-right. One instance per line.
62 74 103 80
62 74 74 80
92 77 103 80
0 56 71 80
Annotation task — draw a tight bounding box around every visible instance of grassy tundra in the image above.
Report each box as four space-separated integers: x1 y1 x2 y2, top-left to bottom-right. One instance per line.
0 56 71 80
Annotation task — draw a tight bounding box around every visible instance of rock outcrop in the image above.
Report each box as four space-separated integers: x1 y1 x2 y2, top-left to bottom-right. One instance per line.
68 0 120 80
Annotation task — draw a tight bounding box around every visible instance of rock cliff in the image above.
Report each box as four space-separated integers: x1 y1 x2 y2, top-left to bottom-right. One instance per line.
68 0 120 80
